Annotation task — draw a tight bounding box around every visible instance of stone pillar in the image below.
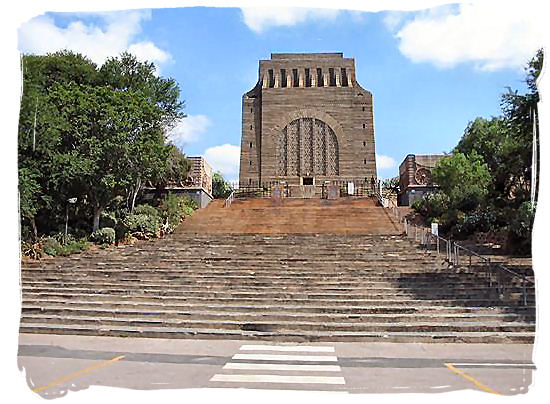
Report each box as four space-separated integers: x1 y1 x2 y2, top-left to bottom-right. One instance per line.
335 72 341 87
311 69 316 87
274 71 280 88
299 69 304 87
323 72 329 87
287 72 292 88
262 72 268 89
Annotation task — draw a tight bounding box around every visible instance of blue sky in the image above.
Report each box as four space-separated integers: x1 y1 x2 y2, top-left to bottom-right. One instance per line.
17 3 544 181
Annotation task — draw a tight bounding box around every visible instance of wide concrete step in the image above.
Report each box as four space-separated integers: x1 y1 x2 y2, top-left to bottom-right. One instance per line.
20 283 534 298
21 298 534 315
19 277 524 289
21 285 534 301
22 291 534 306
20 313 535 333
20 277 533 289
19 322 535 343
22 256 442 267
21 305 536 323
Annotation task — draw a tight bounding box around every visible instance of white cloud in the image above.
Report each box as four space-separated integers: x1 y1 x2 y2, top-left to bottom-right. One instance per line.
167 115 211 149
376 154 396 170
392 2 544 71
18 10 171 69
128 41 172 65
240 7 340 33
203 144 241 181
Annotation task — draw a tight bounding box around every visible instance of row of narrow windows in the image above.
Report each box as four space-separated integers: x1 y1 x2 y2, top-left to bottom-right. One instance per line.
267 67 349 88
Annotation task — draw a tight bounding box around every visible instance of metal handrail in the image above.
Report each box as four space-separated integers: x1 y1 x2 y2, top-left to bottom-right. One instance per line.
374 188 401 222
402 219 533 306
223 190 235 208
375 199 534 304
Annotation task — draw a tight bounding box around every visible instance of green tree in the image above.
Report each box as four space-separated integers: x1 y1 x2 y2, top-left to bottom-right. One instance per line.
18 52 99 236
455 50 542 209
431 152 491 212
499 49 543 204
382 176 399 194
18 51 188 236
212 172 233 199
99 53 186 211
47 82 173 231
99 52 184 129
152 145 192 199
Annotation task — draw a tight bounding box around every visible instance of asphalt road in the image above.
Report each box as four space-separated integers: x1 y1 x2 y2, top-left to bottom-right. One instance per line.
17 334 534 399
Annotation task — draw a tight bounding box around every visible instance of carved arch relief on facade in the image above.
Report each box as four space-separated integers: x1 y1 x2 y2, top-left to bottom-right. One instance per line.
277 117 339 177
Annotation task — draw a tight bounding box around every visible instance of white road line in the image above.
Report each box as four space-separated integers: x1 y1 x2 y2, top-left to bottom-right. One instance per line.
223 363 342 372
210 374 346 385
451 363 535 368
239 345 335 353
232 353 338 362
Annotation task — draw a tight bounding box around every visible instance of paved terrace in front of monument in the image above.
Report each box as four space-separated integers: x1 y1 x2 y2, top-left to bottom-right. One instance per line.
19 197 535 343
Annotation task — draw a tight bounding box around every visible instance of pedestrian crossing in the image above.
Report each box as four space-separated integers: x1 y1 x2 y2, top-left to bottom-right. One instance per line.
209 344 346 390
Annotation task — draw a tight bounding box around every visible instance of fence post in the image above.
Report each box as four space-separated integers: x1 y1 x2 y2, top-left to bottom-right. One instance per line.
522 276 527 306
485 259 493 288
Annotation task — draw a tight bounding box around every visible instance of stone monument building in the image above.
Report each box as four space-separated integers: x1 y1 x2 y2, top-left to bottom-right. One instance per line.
239 53 377 187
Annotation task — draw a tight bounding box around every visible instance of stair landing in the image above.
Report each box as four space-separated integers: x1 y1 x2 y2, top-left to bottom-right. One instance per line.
177 197 401 235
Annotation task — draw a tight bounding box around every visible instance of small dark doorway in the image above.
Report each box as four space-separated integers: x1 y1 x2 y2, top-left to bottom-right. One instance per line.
302 177 314 185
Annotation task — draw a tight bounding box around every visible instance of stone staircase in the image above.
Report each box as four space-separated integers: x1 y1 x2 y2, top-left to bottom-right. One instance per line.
19 198 535 343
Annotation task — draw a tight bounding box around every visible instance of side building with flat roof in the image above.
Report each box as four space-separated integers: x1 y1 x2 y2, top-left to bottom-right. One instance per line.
142 156 213 208
398 154 445 206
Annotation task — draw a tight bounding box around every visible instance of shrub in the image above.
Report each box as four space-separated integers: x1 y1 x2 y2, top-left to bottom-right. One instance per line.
91 227 116 245
54 239 91 256
52 232 76 246
21 241 42 259
182 206 195 216
134 204 161 219
181 195 199 210
411 192 450 223
38 235 91 256
123 213 160 238
42 237 62 255
454 208 496 236
100 211 118 228
157 194 196 233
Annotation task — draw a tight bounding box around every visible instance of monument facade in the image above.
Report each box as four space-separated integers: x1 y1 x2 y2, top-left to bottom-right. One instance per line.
239 53 377 187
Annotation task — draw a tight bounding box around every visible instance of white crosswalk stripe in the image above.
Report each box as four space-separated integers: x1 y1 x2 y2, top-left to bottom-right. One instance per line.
232 353 338 362
209 344 346 389
223 363 342 372
239 344 335 353
210 374 346 384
